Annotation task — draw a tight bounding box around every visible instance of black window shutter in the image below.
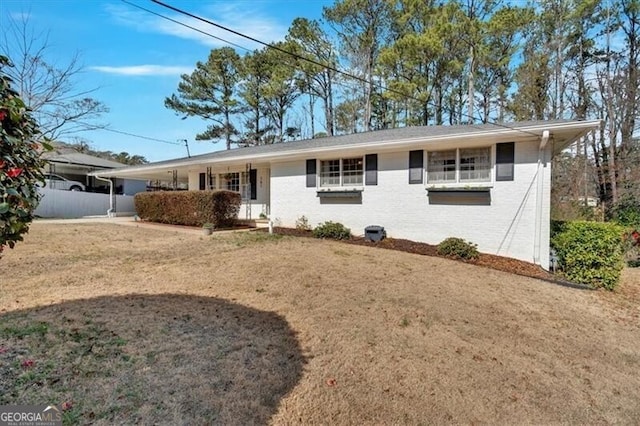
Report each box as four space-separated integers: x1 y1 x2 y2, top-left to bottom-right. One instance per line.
365 154 378 185
496 142 515 181
409 150 423 184
249 169 257 200
306 159 316 187
199 172 206 190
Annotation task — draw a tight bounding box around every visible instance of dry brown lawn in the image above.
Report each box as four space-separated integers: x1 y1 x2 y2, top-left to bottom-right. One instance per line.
1 222 640 425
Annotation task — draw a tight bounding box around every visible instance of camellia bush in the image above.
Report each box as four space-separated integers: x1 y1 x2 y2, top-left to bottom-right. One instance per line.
0 55 48 257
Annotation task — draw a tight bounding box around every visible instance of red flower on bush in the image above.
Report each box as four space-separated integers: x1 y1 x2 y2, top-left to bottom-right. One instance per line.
6 167 23 178
0 109 6 121
21 359 35 368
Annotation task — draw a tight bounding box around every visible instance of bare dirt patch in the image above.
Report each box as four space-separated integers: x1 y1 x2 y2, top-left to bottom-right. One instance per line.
1 223 639 424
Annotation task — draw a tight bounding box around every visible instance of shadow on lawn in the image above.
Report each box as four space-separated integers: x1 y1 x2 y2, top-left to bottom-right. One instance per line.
0 294 305 424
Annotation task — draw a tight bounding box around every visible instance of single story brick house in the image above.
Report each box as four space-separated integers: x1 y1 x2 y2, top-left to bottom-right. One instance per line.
92 120 600 270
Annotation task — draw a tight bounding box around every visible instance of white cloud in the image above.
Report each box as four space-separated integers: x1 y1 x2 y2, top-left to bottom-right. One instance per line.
105 3 286 49
89 65 192 76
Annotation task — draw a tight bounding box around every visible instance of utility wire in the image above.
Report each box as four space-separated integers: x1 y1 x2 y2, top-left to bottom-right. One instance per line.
91 126 183 145
147 0 544 138
121 0 251 52
56 115 183 145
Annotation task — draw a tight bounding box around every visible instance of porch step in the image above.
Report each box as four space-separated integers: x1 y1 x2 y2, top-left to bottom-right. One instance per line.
237 218 270 228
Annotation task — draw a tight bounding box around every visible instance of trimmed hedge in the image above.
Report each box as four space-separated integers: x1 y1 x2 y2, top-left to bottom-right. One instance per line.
552 221 626 290
134 190 241 227
437 237 479 260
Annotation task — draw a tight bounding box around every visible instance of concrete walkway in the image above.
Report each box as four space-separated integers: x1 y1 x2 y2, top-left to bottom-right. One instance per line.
34 216 258 236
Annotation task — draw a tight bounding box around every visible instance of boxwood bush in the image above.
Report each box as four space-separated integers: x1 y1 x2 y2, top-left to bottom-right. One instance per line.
552 221 625 290
437 237 479 260
134 190 241 228
312 221 351 240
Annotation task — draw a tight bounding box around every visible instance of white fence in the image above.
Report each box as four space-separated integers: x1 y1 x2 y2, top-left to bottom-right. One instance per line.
34 188 135 218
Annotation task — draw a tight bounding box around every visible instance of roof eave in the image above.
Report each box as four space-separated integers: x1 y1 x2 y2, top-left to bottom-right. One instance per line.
91 120 601 178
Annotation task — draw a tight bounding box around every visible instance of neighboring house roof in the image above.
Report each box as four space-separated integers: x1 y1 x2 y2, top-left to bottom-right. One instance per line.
43 151 126 169
92 120 600 180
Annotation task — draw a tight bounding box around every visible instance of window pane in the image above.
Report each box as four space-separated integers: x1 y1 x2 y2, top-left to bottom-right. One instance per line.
427 150 456 183
226 172 240 192
342 157 363 186
320 159 340 187
460 147 491 182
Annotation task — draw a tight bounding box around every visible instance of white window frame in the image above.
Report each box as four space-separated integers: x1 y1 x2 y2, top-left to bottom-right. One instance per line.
318 157 364 188
225 172 240 192
427 146 493 186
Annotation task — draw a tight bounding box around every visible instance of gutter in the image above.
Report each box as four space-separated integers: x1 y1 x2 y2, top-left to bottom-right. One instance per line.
533 130 550 266
95 175 115 217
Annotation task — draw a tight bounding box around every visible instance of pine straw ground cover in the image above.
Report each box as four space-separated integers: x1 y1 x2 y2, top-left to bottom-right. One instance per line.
0 223 639 424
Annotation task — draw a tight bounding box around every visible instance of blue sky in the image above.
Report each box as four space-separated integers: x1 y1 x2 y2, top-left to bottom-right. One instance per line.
1 1 332 161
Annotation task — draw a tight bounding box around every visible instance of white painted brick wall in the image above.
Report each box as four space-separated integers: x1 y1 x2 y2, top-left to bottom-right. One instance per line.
270 140 551 269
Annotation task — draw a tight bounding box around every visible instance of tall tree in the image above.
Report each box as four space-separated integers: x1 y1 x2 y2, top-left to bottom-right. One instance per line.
260 42 302 143
287 18 338 137
324 0 392 131
0 14 107 140
475 5 532 122
239 50 272 146
165 47 243 150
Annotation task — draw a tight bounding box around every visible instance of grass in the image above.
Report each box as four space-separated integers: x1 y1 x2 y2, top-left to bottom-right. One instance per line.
1 222 640 424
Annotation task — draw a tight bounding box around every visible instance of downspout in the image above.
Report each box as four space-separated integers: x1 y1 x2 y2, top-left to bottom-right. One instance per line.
95 175 114 217
534 130 550 265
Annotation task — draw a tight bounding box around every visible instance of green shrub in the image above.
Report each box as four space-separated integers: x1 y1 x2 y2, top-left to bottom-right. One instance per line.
312 221 351 240
134 190 241 227
437 237 479 260
550 220 568 240
552 221 625 290
608 195 640 227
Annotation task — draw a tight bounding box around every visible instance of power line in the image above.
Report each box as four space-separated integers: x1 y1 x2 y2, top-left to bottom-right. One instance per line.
92 126 183 145
121 0 251 53
38 110 184 145
147 0 543 138
51 114 184 145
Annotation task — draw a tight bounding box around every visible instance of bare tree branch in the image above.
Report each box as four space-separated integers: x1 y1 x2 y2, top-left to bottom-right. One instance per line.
0 11 108 140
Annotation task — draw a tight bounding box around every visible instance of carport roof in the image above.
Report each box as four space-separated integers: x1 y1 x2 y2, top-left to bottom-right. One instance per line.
44 151 126 169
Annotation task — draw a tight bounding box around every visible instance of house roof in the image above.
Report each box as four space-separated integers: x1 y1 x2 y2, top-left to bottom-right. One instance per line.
43 151 126 169
91 120 600 180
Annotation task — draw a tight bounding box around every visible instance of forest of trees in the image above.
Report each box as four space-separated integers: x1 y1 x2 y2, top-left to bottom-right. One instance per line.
166 0 639 219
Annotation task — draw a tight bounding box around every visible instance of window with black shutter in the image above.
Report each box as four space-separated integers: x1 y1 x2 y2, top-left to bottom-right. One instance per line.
409 150 424 184
249 169 257 200
496 142 515 181
365 154 378 185
199 172 206 190
306 159 316 187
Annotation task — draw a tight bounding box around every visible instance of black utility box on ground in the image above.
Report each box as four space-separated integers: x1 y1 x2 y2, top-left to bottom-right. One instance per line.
365 225 386 242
